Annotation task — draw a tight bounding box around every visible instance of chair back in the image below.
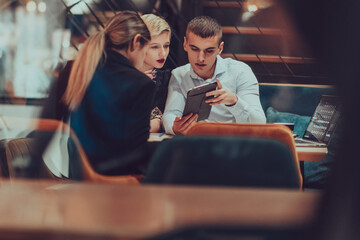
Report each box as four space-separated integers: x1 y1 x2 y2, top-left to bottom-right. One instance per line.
145 135 301 189
186 122 302 188
6 138 58 179
2 117 142 184
0 139 10 178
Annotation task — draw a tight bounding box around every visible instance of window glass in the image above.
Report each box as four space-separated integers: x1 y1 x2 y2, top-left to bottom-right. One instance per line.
0 1 66 99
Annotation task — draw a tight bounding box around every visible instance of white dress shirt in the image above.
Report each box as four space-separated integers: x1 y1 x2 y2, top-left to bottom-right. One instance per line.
163 55 266 135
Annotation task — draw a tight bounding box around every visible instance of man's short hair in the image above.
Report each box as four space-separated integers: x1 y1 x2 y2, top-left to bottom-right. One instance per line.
186 16 222 44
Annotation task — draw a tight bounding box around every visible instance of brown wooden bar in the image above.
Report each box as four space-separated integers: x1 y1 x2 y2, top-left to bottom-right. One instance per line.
221 53 319 64
0 180 320 239
222 26 283 35
204 1 243 8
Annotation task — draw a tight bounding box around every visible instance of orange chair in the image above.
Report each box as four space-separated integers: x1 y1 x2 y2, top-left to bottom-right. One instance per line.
186 122 302 189
6 137 62 180
3 117 142 184
0 139 10 178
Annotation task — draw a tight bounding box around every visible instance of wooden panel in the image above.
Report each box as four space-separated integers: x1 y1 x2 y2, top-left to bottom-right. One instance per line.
204 1 243 8
259 82 334 88
222 26 283 35
296 147 328 162
204 0 274 9
221 53 319 64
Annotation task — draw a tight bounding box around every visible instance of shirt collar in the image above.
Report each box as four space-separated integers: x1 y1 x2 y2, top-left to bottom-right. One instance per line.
189 55 226 81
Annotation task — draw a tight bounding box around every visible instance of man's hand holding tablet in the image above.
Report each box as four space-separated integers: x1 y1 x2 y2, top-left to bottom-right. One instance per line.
182 81 218 119
172 81 218 135
205 79 238 106
173 113 198 135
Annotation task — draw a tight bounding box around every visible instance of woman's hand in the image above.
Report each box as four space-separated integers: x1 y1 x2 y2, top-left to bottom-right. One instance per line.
150 118 161 133
144 69 155 79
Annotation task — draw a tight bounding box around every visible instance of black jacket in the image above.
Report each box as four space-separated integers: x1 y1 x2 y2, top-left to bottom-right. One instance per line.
152 69 171 113
70 49 155 175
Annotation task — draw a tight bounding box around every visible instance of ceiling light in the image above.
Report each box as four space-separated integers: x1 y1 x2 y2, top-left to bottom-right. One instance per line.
26 1 36 12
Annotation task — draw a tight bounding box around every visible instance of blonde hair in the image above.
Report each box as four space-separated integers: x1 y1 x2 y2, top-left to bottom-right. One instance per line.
141 14 171 37
63 11 150 110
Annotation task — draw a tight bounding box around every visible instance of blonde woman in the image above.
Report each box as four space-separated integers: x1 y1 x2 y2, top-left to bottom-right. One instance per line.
62 11 155 176
140 14 172 133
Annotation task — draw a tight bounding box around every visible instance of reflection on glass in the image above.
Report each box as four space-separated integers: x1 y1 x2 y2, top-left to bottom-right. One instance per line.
0 1 65 99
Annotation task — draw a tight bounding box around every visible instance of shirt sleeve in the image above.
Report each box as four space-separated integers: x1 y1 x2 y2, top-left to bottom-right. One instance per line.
162 73 186 135
226 65 266 123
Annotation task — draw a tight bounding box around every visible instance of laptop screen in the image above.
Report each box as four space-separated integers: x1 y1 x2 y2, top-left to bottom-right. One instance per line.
303 95 341 144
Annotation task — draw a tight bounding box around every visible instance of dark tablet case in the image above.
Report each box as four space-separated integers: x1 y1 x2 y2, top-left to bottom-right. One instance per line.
183 82 217 121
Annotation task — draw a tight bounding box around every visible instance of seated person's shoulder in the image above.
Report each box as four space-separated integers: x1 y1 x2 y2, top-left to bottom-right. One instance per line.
223 57 252 71
135 71 156 89
99 66 155 92
117 66 154 85
156 69 172 85
171 63 191 79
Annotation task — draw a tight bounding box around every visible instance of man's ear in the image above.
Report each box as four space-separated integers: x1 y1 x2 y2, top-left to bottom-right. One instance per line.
218 41 224 55
183 36 188 52
129 34 142 52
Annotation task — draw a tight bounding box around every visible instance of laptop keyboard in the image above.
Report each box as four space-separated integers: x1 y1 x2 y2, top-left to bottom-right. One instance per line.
294 138 326 147
295 138 312 144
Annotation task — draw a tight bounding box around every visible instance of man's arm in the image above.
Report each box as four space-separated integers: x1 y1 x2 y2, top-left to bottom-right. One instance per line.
206 66 266 123
229 65 266 123
162 74 198 135
162 74 183 134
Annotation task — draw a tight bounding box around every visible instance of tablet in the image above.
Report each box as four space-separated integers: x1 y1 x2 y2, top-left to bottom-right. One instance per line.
183 81 218 121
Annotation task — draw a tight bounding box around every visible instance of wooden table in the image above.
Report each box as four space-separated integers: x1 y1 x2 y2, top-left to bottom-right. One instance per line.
149 133 328 162
2 117 328 163
296 146 328 162
0 180 320 239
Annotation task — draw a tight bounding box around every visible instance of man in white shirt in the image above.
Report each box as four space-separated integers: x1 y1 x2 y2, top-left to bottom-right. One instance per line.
163 16 266 135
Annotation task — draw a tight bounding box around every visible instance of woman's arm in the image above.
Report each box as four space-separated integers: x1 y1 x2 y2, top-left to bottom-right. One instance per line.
149 107 162 133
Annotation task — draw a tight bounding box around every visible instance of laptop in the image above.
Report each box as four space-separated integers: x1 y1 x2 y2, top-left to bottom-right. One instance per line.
294 95 341 147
